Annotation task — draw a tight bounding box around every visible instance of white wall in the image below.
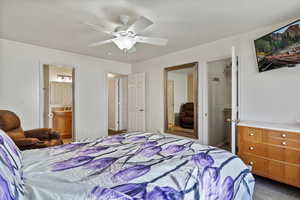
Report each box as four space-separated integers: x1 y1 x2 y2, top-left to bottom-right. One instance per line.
132 17 300 142
168 72 187 113
0 39 131 141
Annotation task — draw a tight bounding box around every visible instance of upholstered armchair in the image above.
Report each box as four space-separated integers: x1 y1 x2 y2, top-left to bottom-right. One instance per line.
179 103 194 129
0 110 63 150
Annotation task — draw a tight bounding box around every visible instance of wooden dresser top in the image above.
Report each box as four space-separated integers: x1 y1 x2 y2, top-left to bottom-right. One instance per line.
238 121 300 133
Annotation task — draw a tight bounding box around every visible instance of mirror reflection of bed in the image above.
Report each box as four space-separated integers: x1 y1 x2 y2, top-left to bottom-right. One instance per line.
164 63 198 139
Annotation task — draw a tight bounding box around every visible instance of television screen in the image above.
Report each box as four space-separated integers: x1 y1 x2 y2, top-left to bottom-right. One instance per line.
254 19 300 72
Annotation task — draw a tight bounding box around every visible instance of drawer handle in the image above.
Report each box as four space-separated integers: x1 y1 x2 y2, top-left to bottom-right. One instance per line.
249 146 254 150
249 133 254 136
249 161 254 165
282 141 287 145
281 134 287 138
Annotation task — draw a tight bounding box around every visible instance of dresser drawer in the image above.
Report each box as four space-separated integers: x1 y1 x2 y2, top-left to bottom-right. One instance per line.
263 129 300 141
239 153 267 176
239 126 262 143
285 148 300 165
263 145 300 165
266 159 285 182
265 145 285 162
263 136 300 149
240 153 300 187
240 141 265 157
284 164 300 186
267 160 300 187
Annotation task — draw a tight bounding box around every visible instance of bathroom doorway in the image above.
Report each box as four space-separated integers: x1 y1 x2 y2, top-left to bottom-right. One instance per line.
43 64 75 144
107 73 128 135
207 58 232 151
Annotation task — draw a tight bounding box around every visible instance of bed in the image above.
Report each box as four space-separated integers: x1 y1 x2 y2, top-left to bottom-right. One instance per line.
0 130 255 200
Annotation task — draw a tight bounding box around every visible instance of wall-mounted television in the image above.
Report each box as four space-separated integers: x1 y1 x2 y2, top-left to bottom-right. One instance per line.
254 19 300 72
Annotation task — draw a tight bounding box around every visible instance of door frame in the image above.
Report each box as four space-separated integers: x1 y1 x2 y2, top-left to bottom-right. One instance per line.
39 62 77 141
202 51 241 153
231 46 239 154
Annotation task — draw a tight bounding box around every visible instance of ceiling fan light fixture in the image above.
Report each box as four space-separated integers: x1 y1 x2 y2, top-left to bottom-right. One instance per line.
113 36 136 50
87 15 167 53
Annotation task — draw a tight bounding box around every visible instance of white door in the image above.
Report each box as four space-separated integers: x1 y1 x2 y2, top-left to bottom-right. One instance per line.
231 46 238 154
128 73 146 131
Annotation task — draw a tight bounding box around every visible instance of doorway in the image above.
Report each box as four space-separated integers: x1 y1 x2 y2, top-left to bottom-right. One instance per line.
207 58 232 151
43 64 74 144
205 48 239 154
107 73 128 135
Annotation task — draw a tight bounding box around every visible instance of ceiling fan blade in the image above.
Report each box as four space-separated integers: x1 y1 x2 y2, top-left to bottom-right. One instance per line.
136 36 168 46
84 22 114 35
88 39 113 47
127 16 153 34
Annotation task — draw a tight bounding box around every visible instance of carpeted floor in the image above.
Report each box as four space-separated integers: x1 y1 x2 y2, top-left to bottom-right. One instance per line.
254 175 300 200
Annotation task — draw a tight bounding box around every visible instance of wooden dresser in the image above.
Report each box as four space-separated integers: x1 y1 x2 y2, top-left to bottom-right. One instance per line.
238 121 300 187
52 110 72 139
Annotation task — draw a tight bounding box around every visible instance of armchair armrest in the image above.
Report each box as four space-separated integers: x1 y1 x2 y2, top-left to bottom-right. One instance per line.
24 128 51 140
14 138 41 147
24 128 61 140
14 138 48 150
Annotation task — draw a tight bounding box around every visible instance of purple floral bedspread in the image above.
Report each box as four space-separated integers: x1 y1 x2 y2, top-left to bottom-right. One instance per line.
21 132 254 200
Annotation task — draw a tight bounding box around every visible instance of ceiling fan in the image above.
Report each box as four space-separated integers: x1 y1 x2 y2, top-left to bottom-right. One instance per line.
86 15 168 53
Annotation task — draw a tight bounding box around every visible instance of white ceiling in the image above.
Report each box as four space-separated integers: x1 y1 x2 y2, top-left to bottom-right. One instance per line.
1 0 299 64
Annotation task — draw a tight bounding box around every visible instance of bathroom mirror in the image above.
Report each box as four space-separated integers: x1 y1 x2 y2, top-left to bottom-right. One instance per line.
164 62 198 139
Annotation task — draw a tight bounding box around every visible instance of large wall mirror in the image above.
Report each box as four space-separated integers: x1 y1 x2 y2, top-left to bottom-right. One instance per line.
164 62 198 139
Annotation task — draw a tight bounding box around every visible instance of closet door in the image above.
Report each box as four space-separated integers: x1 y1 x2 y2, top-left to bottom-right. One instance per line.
128 73 146 131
